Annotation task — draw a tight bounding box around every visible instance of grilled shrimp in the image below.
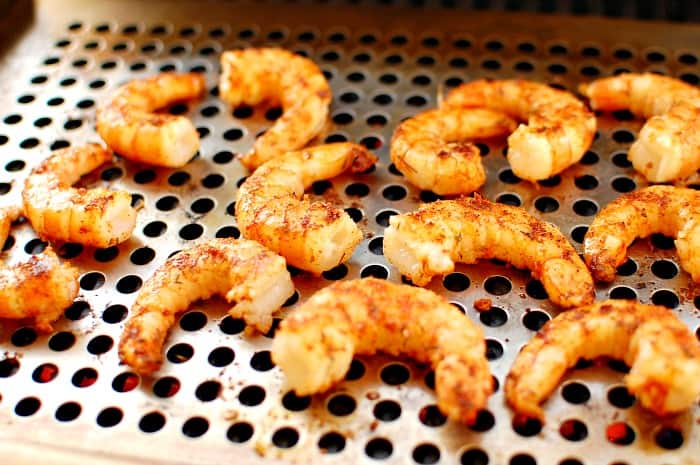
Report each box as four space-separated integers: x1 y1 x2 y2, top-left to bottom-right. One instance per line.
219 48 332 170
584 185 700 282
390 108 517 195
443 79 596 181
236 143 377 274
22 144 137 248
0 207 79 332
506 300 700 420
96 72 206 168
272 278 492 424
580 73 700 182
383 195 594 308
119 238 294 375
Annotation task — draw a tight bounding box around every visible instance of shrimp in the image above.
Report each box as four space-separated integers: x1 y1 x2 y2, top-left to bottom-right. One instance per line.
219 48 332 170
96 72 206 168
236 143 377 274
383 195 594 308
271 278 492 424
119 238 294 375
0 207 79 332
443 79 596 181
584 185 700 282
505 300 700 420
390 108 517 195
22 144 137 248
579 73 700 182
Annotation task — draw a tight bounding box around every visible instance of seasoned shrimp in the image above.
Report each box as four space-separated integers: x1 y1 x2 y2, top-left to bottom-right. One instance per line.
584 185 700 282
96 72 206 168
22 144 137 248
236 143 377 274
390 108 517 195
443 79 596 181
219 48 332 170
383 195 594 308
272 278 492 424
580 73 700 182
119 238 294 375
506 300 700 420
0 207 79 332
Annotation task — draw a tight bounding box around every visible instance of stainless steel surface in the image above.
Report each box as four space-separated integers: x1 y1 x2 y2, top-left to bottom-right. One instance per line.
0 1 698 464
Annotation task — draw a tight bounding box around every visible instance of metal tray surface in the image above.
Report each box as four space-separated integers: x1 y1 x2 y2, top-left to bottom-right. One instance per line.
0 1 698 464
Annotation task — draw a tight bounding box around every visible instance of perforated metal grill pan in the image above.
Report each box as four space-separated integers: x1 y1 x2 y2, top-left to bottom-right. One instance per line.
0 1 698 464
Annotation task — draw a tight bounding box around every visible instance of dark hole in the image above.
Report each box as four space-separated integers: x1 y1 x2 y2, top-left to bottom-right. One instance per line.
365 437 393 459
609 286 637 300
345 182 370 197
369 237 384 255
607 422 636 445
651 259 678 279
179 223 203 240
55 402 81 422
496 193 521 206
49 331 75 351
574 175 598 190
651 289 679 308
573 199 598 216
470 409 495 432
87 335 114 355
485 339 503 360
608 385 636 408
208 346 235 367
139 411 166 433
153 376 180 398
382 185 407 201
322 264 348 281
116 275 142 294
64 300 90 321
180 311 207 331
238 385 266 406
346 359 366 381
461 448 489 465
328 394 356 416
484 276 511 295
479 307 508 327
15 397 41 417
112 372 139 392
499 169 521 184
272 427 299 448
167 343 194 364
380 363 409 385
512 416 542 436
12 327 37 347
361 265 388 279
281 390 311 411
534 196 559 213
560 419 588 441
72 367 98 388
562 382 590 404
220 315 245 335
522 310 550 331
443 272 470 292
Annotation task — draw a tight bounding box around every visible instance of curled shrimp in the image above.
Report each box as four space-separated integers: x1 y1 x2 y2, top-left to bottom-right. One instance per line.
579 73 700 182
119 238 294 375
383 195 594 308
236 142 377 274
390 108 517 195
219 48 332 170
0 207 79 332
505 299 700 420
22 143 138 248
584 185 700 282
443 79 596 181
96 72 206 168
271 278 492 424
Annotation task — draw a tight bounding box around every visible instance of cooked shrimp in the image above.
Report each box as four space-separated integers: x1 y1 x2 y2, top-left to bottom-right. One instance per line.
579 73 700 182
383 195 594 308
0 207 79 332
219 48 332 170
96 72 206 168
390 108 517 195
272 278 492 424
236 142 377 274
443 79 596 181
506 300 700 420
22 143 137 248
584 185 700 282
119 238 294 375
